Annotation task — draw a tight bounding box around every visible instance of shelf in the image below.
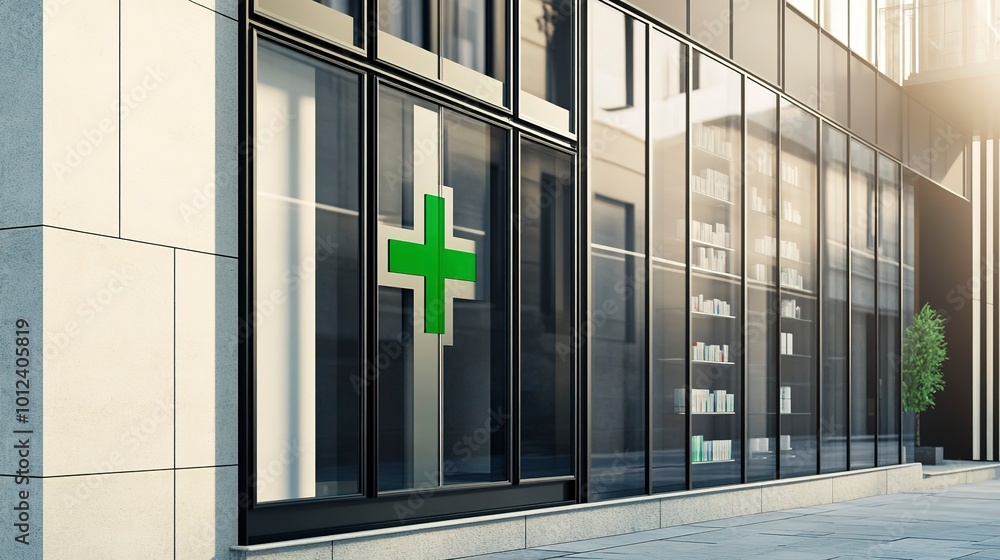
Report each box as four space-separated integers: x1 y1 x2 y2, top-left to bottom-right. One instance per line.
780 315 812 323
692 459 736 464
690 411 736 416
692 267 741 282
692 190 734 206
692 144 733 164
692 360 736 366
692 238 734 252
779 285 815 297
780 353 813 359
692 311 736 319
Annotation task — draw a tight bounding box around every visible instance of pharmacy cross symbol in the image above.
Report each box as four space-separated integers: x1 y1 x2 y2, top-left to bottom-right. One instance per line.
378 105 478 346
388 194 476 335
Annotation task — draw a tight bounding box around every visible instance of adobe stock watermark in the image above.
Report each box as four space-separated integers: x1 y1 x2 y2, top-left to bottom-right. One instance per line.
52 65 169 179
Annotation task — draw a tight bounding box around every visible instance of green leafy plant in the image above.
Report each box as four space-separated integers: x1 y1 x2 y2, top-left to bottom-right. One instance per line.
902 303 948 447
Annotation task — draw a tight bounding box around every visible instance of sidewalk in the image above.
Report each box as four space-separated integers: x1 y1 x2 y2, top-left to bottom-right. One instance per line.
464 479 1000 560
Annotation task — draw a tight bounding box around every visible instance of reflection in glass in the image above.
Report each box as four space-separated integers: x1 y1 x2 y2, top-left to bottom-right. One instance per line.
877 0 902 82
746 81 778 482
901 170 916 462
443 0 506 79
630 0 686 32
850 141 877 469
650 31 687 493
821 125 849 473
850 57 876 143
878 156 901 466
589 0 647 500
521 0 574 128
851 0 875 63
789 0 817 20
520 141 574 479
779 102 818 478
379 0 434 50
442 110 508 485
376 89 509 491
255 42 362 501
821 0 849 44
690 52 742 489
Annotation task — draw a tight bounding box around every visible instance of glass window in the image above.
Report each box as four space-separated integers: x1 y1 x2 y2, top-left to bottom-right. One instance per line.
520 141 575 479
377 0 506 105
745 80 778 482
691 0 731 57
877 0 902 82
733 0 780 85
255 41 362 502
779 102 819 478
650 30 688 493
520 0 575 131
850 0 875 63
877 156 901 466
850 55 876 143
850 140 877 470
690 52 743 489
820 34 849 125
877 77 902 159
821 0 849 44
630 0 687 32
377 88 509 491
788 0 817 20
589 0 647 500
821 125 849 474
785 9 819 109
901 169 916 462
256 0 361 47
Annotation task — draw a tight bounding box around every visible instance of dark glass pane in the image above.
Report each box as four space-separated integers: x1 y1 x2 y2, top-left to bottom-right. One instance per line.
877 0 902 81
690 0 731 57
441 110 508 485
821 125 849 473
376 89 440 492
779 102 818 478
734 0 780 85
877 156 901 466
850 141 877 469
850 55 876 143
255 42 361 501
520 141 574 479
907 100 931 176
690 53 742 489
376 89 510 490
901 169 917 463
746 81 778 482
650 30 688 493
443 0 506 80
589 1 647 499
521 0 574 116
785 10 819 109
820 34 849 125
379 0 434 51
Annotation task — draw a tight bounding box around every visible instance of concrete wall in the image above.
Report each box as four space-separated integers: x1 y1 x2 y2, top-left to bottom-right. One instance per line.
0 1 238 558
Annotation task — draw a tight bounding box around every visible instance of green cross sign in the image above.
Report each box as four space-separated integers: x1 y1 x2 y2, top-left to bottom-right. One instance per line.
388 193 477 335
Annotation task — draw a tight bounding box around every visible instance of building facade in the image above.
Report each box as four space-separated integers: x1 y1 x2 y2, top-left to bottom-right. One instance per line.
0 0 991 559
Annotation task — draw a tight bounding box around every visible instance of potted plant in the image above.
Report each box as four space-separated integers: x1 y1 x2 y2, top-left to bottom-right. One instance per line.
902 303 948 465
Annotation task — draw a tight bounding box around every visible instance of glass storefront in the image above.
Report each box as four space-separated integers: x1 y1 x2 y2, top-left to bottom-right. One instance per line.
243 0 920 545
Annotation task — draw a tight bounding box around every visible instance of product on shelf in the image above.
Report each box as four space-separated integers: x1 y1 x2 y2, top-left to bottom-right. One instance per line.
691 294 731 315
692 342 731 363
780 298 802 319
695 247 728 273
779 332 795 356
692 435 733 462
780 267 804 290
780 385 792 414
689 388 736 413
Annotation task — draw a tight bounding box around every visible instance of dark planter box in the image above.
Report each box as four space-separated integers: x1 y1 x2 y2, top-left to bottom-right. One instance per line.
915 446 944 465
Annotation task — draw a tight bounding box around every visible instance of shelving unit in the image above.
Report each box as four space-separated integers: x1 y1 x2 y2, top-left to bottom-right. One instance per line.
688 57 743 489
777 102 819 478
